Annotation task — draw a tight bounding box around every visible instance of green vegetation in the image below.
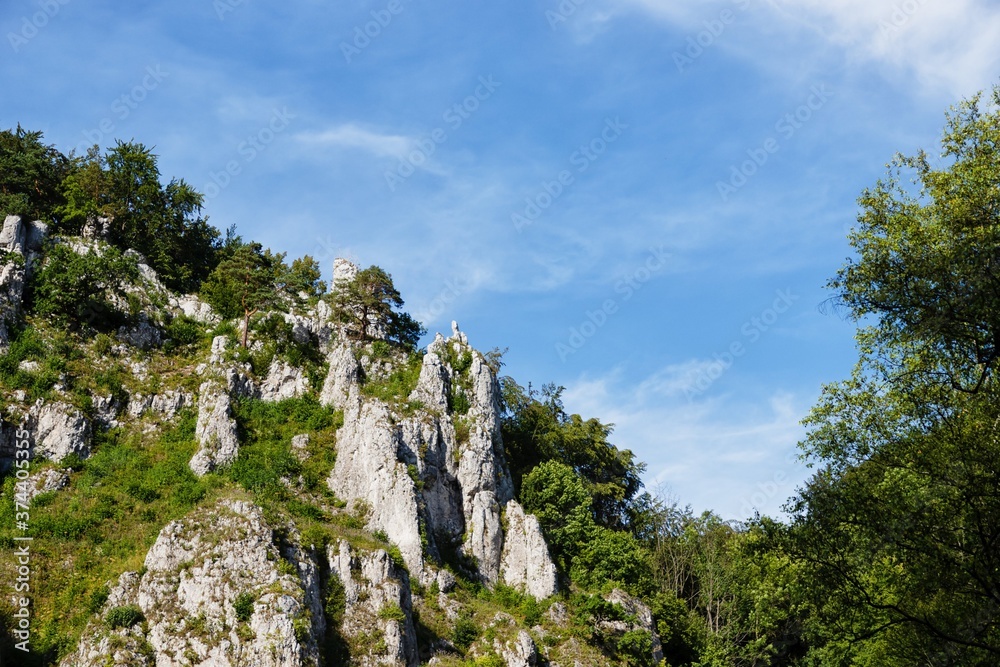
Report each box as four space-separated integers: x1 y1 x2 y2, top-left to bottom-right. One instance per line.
328 265 425 349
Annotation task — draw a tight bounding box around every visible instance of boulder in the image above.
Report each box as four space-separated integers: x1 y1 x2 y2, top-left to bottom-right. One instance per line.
259 359 309 402
500 501 558 599
31 401 92 462
328 540 419 666
189 382 240 476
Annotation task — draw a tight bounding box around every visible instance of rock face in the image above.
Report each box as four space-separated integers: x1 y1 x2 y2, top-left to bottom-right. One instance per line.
190 382 240 476
15 468 70 504
328 540 419 666
0 214 45 349
500 501 559 599
127 389 193 420
170 293 218 323
30 401 93 463
60 499 322 667
323 325 553 598
259 359 310 402
601 589 665 666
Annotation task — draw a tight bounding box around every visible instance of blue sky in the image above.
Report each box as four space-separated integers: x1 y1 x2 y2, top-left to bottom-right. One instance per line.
4 0 999 520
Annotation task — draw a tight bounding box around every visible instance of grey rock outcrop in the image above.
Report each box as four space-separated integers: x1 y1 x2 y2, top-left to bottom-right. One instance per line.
319 342 362 409
30 401 93 463
127 390 193 420
170 293 219 323
189 382 240 476
60 499 322 667
500 501 558 600
601 589 665 666
0 214 43 349
15 468 70 504
0 256 24 350
328 540 419 666
117 316 162 350
329 398 427 574
323 327 552 596
496 630 539 667
259 359 310 402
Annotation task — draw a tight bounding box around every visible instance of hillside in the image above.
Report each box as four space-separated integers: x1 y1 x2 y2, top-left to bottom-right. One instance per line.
3 91 1000 666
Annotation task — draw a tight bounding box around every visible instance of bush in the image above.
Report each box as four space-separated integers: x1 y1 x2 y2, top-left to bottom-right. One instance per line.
31 242 139 330
105 605 144 629
452 612 480 650
233 592 256 623
377 603 406 622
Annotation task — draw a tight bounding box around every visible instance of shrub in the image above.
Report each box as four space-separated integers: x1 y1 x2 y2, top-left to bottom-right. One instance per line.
233 592 256 623
105 605 144 629
377 603 406 622
452 612 479 650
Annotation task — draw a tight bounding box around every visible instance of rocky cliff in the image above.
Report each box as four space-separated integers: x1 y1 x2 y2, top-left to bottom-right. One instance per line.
0 241 660 666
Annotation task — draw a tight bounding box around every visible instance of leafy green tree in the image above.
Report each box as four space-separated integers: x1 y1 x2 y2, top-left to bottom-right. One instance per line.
200 242 286 347
55 145 106 235
286 255 326 299
31 243 139 329
330 265 424 348
785 86 1000 663
54 140 221 293
501 381 645 531
520 460 595 572
0 125 69 220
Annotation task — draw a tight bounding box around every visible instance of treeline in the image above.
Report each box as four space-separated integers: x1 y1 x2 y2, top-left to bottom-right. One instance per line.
0 128 422 350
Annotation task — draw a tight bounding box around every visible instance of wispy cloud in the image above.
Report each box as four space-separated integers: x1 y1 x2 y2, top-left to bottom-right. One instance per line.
294 123 412 158
562 365 811 520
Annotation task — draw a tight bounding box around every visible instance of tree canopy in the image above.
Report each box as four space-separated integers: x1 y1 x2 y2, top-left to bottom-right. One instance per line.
782 85 1000 663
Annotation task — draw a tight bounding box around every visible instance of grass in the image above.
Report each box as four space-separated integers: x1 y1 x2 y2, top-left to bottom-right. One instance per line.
0 411 223 664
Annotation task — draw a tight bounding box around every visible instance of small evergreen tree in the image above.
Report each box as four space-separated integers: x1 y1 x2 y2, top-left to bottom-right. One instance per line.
330 265 424 348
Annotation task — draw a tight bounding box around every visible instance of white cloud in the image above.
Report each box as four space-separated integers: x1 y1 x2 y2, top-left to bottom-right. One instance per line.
295 123 412 158
561 366 811 520
608 0 1000 97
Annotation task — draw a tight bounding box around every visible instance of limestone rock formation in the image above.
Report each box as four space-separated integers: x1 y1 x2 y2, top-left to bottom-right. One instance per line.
59 499 322 667
189 382 240 476
319 342 362 408
259 359 310 402
30 401 93 463
127 389 193 420
601 589 665 665
0 214 45 349
328 540 419 666
322 326 553 597
15 468 70 504
500 500 559 599
170 293 219 323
